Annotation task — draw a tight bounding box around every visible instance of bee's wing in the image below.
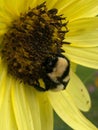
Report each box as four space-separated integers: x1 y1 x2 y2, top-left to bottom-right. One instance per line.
67 71 91 112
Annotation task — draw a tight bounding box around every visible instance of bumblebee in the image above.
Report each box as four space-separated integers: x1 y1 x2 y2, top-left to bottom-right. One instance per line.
34 54 70 91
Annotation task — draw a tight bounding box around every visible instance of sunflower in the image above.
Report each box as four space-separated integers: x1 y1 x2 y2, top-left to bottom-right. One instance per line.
0 0 98 130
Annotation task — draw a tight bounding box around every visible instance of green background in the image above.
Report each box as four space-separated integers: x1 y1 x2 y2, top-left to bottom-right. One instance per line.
54 65 98 130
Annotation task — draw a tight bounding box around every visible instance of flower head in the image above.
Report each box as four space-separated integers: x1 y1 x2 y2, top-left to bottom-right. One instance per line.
0 0 98 130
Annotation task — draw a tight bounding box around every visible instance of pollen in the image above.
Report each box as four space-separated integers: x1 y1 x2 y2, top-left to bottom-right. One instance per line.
1 2 69 86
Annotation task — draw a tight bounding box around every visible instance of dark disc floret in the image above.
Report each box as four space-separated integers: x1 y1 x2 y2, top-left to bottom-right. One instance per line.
1 2 69 87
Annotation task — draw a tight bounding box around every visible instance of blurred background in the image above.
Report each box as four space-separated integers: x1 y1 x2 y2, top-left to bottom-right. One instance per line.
54 65 98 130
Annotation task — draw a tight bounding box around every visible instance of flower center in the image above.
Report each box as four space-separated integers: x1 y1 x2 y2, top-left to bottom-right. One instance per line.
1 2 69 86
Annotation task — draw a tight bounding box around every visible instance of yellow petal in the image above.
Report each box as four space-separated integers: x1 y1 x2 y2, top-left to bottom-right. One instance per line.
67 71 91 111
65 18 98 47
70 62 77 72
48 91 97 130
21 0 37 12
0 62 17 129
0 22 7 29
63 45 98 69
11 81 37 130
0 0 5 8
19 86 42 130
11 80 53 130
57 0 98 21
36 92 53 130
0 11 12 24
0 61 7 108
54 0 76 10
0 6 12 27
0 78 17 130
0 0 24 26
29 0 58 10
46 0 58 9
3 0 26 16
0 30 6 36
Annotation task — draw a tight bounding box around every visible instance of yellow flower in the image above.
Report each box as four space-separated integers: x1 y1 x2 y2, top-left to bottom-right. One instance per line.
0 0 98 130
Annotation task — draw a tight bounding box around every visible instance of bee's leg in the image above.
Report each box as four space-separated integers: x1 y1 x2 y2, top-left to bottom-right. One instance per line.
33 81 47 92
33 84 47 91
